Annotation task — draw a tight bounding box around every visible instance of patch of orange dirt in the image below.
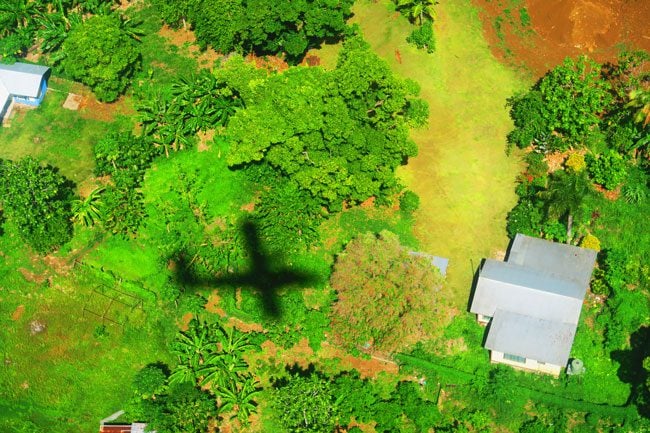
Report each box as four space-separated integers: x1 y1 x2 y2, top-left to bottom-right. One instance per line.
158 24 196 47
245 53 290 73
319 342 399 379
359 196 376 209
472 0 650 78
545 151 570 172
240 201 255 213
11 305 24 321
78 93 134 122
197 129 215 152
227 317 265 333
158 25 222 69
594 183 621 200
205 291 227 317
18 268 47 284
42 254 72 276
178 312 194 331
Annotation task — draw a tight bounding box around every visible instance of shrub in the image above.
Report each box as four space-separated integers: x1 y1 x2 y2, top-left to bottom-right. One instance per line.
506 199 543 238
524 152 549 178
62 15 140 102
542 220 567 243
506 91 550 151
406 21 435 53
580 233 601 251
538 56 612 144
586 150 628 190
399 190 420 215
0 157 74 253
565 152 586 172
590 267 610 296
133 364 168 399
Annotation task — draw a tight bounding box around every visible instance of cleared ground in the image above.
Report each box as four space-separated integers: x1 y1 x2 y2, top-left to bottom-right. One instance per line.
351 0 526 305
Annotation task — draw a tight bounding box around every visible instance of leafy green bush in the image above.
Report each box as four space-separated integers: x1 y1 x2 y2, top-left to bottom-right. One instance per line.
254 180 324 254
506 199 543 238
506 91 550 151
541 219 567 243
273 371 340 433
399 190 420 215
406 21 435 53
0 157 74 253
538 56 612 144
590 267 610 296
524 152 549 178
62 15 141 102
586 150 628 190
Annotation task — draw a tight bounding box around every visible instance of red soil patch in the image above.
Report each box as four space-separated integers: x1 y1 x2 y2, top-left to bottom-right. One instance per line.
178 312 194 331
472 0 650 78
227 316 265 333
158 25 222 69
205 291 227 317
11 305 24 321
319 342 399 379
594 183 621 200
197 129 215 152
18 268 47 284
245 53 290 73
239 201 255 213
78 93 134 122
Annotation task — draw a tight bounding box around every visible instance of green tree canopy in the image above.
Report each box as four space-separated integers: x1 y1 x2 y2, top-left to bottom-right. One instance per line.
156 0 354 62
0 157 74 253
273 371 340 433
329 231 444 352
61 15 140 102
225 37 427 211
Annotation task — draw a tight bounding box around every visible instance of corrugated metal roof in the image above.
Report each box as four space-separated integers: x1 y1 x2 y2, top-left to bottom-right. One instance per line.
470 234 597 367
480 258 585 299
508 234 597 290
0 62 49 98
470 264 584 324
485 309 577 366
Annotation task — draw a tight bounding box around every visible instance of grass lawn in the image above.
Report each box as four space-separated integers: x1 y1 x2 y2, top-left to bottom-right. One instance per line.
351 0 527 306
0 79 117 185
0 8 204 432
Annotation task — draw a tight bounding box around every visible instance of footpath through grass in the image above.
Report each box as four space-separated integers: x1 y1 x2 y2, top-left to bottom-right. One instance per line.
351 0 527 306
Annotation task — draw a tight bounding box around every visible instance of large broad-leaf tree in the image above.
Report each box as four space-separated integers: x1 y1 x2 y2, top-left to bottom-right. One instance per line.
154 0 354 62
329 231 444 353
61 14 140 102
225 36 428 211
0 157 74 253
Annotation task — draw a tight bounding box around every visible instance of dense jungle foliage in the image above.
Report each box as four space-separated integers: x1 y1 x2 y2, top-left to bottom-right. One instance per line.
0 0 649 432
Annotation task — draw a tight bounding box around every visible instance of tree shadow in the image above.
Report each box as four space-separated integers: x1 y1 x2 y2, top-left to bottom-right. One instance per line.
611 325 650 417
170 219 320 319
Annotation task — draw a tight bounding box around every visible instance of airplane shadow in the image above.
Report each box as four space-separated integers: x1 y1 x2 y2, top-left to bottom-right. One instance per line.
170 219 320 319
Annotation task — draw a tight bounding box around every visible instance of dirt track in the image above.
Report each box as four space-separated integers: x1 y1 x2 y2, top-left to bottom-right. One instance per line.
473 0 650 77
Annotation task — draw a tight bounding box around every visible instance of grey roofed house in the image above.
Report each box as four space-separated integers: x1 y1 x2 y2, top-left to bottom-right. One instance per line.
469 234 597 372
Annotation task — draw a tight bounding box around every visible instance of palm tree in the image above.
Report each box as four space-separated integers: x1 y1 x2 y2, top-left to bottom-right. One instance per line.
71 187 105 227
539 170 592 243
396 0 437 26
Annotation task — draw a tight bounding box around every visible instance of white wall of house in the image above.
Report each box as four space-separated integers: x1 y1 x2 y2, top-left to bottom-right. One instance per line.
490 350 562 376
